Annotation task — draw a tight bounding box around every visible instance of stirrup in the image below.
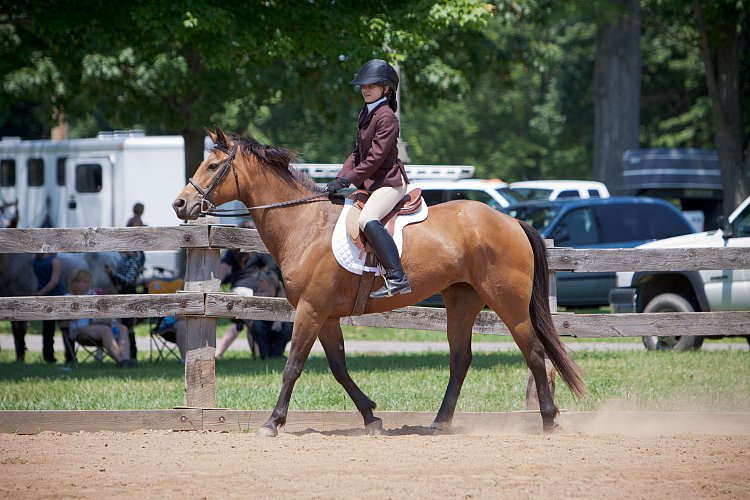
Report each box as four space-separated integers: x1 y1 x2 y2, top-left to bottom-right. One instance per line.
370 277 411 299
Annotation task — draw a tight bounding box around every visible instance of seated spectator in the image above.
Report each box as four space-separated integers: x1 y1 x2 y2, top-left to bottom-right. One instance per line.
105 250 144 359
157 315 187 363
67 268 135 367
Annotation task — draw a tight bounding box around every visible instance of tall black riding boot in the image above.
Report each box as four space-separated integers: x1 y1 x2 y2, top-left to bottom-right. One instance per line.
362 220 411 298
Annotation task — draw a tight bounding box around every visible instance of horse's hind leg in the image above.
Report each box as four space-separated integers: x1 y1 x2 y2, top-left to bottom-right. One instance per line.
430 283 485 432
495 308 560 433
318 319 382 434
524 335 560 432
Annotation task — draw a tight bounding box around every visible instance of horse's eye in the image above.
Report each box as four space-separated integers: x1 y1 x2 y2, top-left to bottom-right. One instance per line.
207 162 219 171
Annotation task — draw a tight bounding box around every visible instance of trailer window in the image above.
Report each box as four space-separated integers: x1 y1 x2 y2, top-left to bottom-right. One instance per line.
56 157 66 186
75 164 103 193
27 158 44 187
0 159 15 187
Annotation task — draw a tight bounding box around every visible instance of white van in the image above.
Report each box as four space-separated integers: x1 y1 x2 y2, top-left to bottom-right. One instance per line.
509 180 610 201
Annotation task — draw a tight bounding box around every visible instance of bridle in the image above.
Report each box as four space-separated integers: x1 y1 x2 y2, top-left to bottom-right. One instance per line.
188 142 330 217
188 143 241 215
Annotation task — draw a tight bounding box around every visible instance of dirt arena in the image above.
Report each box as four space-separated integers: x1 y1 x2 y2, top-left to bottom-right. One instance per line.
1 412 748 499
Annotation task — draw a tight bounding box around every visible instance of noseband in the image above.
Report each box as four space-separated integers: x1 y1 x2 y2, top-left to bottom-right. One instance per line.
188 143 241 214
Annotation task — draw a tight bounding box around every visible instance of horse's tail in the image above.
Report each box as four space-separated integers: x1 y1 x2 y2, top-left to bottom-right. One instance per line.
519 220 587 398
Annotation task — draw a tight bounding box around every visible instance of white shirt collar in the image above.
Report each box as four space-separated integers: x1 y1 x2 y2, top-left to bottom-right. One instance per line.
366 97 387 114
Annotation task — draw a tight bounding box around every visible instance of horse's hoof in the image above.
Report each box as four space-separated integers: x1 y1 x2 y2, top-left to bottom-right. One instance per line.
429 421 451 433
365 418 383 435
256 425 278 438
543 422 563 434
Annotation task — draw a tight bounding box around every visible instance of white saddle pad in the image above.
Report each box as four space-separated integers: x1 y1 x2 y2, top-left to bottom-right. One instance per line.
332 198 428 275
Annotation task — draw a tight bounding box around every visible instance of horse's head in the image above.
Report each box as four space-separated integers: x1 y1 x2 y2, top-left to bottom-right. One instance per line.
172 127 241 220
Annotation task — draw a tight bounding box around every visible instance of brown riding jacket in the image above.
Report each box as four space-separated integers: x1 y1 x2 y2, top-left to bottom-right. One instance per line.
338 101 408 191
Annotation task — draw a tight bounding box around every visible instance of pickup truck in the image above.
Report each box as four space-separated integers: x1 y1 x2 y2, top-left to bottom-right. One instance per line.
610 195 750 351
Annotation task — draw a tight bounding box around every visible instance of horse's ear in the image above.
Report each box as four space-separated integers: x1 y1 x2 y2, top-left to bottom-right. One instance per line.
215 127 229 148
206 127 217 144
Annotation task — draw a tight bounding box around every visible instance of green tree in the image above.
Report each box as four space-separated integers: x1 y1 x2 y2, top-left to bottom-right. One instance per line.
639 0 712 148
692 0 749 215
1 1 493 179
593 0 642 190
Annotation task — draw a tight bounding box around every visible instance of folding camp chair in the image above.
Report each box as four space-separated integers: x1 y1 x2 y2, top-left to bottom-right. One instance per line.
61 322 111 364
147 278 184 362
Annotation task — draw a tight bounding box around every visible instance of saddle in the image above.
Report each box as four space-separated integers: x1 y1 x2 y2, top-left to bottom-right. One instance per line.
341 188 424 317
345 188 423 250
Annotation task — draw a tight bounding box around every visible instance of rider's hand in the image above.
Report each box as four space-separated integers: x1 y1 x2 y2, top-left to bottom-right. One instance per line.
324 177 349 194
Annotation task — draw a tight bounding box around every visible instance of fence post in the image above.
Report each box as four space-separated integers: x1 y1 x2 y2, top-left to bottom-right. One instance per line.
182 244 222 408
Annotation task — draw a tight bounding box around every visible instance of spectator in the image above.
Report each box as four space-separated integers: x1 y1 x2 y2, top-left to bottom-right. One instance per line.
250 263 292 359
11 321 27 363
126 202 146 227
105 251 143 359
156 315 187 363
67 268 135 366
214 247 268 358
215 250 291 359
33 252 65 363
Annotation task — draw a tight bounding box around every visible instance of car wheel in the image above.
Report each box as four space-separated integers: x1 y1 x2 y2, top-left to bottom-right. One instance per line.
641 293 705 352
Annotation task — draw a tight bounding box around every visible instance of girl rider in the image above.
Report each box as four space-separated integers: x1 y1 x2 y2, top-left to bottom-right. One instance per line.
325 59 411 298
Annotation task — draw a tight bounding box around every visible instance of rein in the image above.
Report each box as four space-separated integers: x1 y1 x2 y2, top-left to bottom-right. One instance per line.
189 142 332 218
203 193 331 217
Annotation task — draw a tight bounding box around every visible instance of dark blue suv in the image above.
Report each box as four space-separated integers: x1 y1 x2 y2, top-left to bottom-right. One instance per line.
501 197 696 308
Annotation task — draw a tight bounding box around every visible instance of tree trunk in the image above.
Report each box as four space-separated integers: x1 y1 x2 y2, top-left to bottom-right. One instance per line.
693 1 748 217
182 48 206 181
593 0 642 191
184 128 205 182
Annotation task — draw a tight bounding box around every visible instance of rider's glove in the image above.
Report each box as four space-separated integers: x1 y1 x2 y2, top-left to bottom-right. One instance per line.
325 177 350 194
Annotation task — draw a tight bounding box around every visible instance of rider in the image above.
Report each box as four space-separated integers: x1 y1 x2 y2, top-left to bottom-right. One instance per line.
325 59 411 298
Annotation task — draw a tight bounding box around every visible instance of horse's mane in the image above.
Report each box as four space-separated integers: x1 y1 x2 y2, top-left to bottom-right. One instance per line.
234 135 323 193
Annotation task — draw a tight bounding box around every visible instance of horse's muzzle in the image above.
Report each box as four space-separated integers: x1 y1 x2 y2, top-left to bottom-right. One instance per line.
172 196 202 220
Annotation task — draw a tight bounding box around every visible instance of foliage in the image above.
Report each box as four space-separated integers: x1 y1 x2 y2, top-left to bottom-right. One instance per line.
0 1 741 185
0 0 496 176
640 0 712 148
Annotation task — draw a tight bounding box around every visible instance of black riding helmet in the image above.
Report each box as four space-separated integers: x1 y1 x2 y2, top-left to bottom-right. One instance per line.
350 59 399 92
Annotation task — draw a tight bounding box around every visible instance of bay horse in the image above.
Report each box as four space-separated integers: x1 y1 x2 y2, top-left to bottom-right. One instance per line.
172 128 585 436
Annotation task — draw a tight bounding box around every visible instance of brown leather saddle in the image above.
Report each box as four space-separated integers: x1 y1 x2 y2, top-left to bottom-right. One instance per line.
343 188 424 317
345 188 423 250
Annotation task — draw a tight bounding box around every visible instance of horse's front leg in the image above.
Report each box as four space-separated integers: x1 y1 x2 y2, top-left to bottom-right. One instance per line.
318 318 382 435
258 302 322 437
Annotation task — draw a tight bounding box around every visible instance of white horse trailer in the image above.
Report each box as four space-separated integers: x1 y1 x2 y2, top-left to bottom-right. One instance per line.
0 131 186 272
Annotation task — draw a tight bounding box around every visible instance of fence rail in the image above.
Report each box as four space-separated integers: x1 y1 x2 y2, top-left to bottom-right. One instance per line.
2 225 749 407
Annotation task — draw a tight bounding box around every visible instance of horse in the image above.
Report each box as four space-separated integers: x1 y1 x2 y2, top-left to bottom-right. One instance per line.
172 127 586 437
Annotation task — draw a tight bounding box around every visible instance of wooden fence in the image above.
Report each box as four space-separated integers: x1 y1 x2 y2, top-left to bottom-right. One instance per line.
1 224 749 409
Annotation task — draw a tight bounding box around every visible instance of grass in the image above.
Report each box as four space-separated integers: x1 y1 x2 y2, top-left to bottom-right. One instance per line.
1 348 748 414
